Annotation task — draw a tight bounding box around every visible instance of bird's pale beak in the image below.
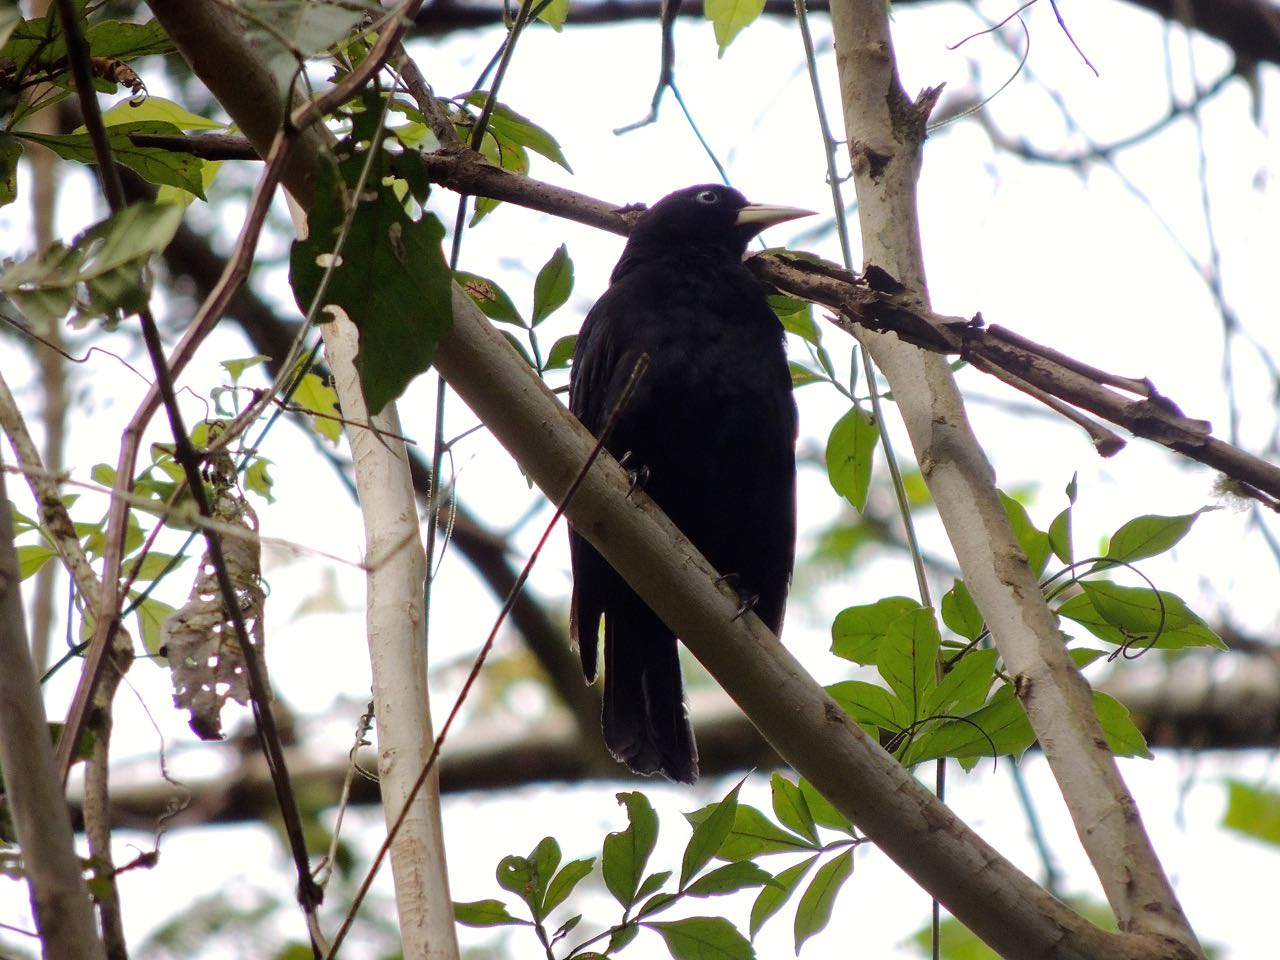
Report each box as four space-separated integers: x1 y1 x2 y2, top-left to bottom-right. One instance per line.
735 204 816 229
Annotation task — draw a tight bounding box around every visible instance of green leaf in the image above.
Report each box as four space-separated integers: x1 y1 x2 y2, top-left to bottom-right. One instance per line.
544 334 577 371
1222 780 1280 847
244 457 275 503
289 371 342 444
646 916 754 960
1048 474 1077 564
455 270 524 326
769 774 818 845
825 403 878 512
876 606 940 720
21 122 206 199
602 792 659 908
97 96 225 131
131 594 176 658
904 684 1035 766
123 551 187 582
925 648 998 718
681 778 744 888
0 134 21 208
684 862 773 898
749 856 816 939
495 854 535 900
826 680 908 733
453 899 529 927
940 579 983 642
788 362 824 388
608 923 641 954
1061 582 1226 650
221 355 270 384
636 870 673 902
831 596 921 664
83 19 173 60
17 544 57 579
543 857 595 915
536 0 570 30
705 0 766 56
1103 509 1209 564
290 154 453 415
797 778 852 835
528 836 561 918
998 490 1051 576
531 244 574 325
1092 691 1151 759
462 92 573 172
716 805 816 862
771 295 820 344
0 200 184 330
793 850 853 952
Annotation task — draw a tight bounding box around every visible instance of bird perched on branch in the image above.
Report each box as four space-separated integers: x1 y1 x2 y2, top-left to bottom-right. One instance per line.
569 184 809 783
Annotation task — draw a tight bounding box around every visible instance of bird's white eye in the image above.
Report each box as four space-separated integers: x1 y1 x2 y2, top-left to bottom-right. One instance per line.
695 189 719 204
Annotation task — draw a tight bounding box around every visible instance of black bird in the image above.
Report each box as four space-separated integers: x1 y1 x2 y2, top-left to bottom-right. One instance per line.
569 184 809 782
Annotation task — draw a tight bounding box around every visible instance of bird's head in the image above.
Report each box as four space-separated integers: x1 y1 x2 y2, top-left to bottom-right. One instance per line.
625 184 814 260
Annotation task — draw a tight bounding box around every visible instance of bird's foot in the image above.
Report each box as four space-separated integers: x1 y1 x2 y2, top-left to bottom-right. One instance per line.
617 453 651 499
715 573 759 621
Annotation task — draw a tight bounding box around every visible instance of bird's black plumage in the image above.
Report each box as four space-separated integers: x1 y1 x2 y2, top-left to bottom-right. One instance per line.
568 184 805 783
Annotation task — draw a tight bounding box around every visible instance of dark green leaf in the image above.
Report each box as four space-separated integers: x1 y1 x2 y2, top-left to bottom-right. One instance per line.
1066 582 1225 650
925 648 998 718
21 122 205 198
452 899 529 927
826 680 908 733
705 0 766 56
463 92 572 172
495 855 535 900
1092 691 1151 759
904 684 1034 766
607 923 641 954
793 850 853 952
602 792 658 908
684 862 773 898
528 836 561 917
1103 509 1210 564
769 774 818 845
543 856 595 915
1222 780 1280 847
1048 474 1077 564
831 596 921 664
531 243 574 325
0 134 21 207
716 805 815 862
544 334 577 371
998 490 1051 576
681 778 743 888
749 856 817 939
876 606 940 719
825 403 878 512
290 159 453 415
83 19 173 59
797 778 852 835
636 870 673 902
646 916 754 960
940 579 983 641
455 270 524 326
638 892 680 918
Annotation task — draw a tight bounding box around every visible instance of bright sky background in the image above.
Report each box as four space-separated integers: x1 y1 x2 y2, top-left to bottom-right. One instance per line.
2 2 1279 958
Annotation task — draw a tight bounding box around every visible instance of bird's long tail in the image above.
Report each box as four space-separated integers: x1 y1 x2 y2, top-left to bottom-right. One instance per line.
602 605 698 784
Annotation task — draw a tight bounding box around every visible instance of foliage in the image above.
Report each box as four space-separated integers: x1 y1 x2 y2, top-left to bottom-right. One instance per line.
456 778 864 958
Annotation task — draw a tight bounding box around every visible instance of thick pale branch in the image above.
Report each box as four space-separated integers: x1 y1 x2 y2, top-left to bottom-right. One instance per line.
827 0 1203 954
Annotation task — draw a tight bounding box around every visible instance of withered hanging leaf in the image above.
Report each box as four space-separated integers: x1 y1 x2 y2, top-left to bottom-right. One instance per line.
160 442 267 740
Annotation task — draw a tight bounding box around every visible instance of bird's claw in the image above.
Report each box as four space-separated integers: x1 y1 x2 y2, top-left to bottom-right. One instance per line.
625 464 651 499
716 573 758 621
